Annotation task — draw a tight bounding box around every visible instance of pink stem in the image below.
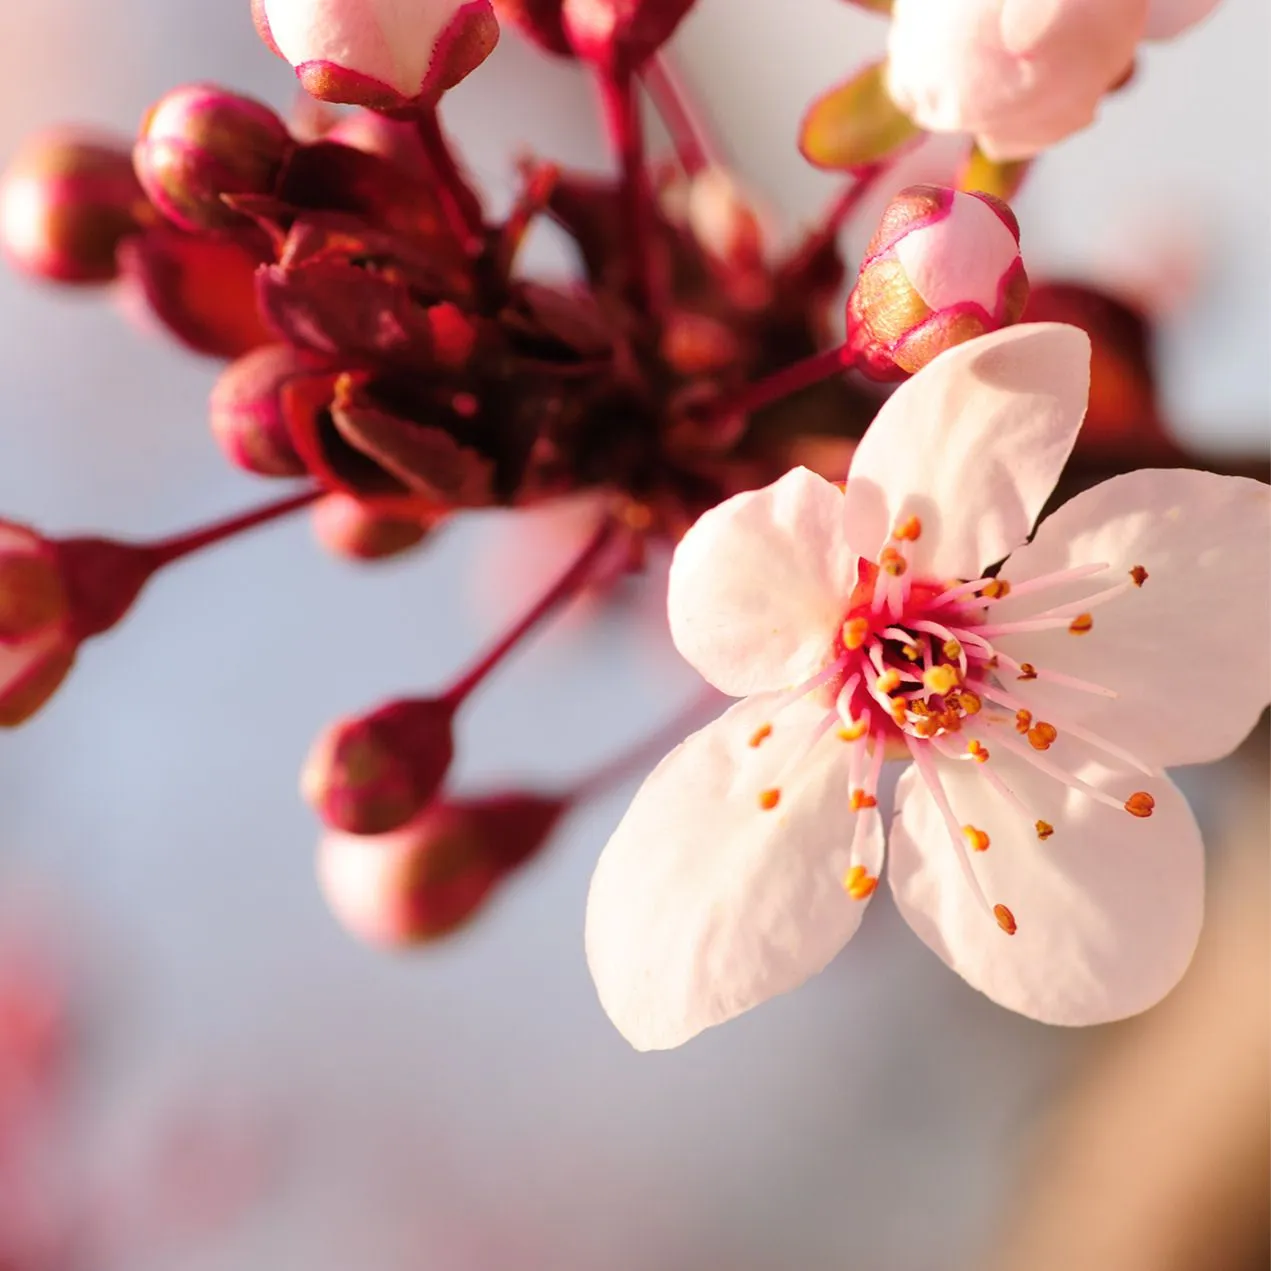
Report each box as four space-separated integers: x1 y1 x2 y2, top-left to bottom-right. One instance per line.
415 107 485 255
640 53 716 176
148 488 322 567
710 344 850 421
443 518 617 707
787 163 888 273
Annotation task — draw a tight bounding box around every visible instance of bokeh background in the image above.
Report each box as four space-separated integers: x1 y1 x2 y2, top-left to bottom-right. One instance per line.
0 1 1267 1267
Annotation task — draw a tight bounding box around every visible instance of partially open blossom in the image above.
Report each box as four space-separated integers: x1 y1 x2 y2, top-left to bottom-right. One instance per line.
210 345 317 477
318 794 566 945
311 493 435 561
133 85 292 233
847 184 1028 380
885 0 1224 161
0 131 150 284
252 0 500 110
586 323 1270 1050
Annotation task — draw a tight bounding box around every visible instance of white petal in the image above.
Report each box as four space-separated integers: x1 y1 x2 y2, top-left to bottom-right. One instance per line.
586 694 880 1051
843 324 1091 578
668 468 857 697
992 468 1271 768
888 746 1204 1025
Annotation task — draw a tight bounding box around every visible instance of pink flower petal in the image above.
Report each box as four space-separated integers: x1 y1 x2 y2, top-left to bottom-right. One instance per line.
888 747 1203 1024
668 468 857 697
586 693 879 1051
992 469 1271 768
1143 0 1221 39
843 324 1091 579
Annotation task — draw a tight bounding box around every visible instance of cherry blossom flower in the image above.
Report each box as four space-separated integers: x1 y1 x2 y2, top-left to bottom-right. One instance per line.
586 322 1270 1050
885 0 1224 161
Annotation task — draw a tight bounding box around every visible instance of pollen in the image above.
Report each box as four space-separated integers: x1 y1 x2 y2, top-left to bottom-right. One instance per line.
957 691 982 716
962 825 990 852
1027 721 1058 751
842 616 870 650
1125 791 1155 818
942 638 962 661
758 788 781 811
900 642 922 662
1068 613 1094 635
981 578 1011 600
993 904 1018 936
922 664 960 696
967 739 990 763
1014 709 1033 734
876 669 903 694
838 718 868 742
889 699 909 725
1035 820 1054 840
893 515 922 542
1017 663 1038 680
879 547 908 577
844 865 878 901
748 723 773 748
849 788 878 811
1130 565 1148 587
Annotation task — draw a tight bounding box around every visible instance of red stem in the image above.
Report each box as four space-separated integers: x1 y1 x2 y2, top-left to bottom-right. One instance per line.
595 62 658 313
443 518 617 707
787 163 888 274
148 488 322 567
710 344 850 422
640 53 715 176
415 107 485 256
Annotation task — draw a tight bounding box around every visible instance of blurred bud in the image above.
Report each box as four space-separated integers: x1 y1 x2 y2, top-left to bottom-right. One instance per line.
846 184 1028 380
253 0 499 110
325 111 428 175
493 0 572 55
317 793 566 946
134 85 292 233
800 60 922 172
302 697 457 835
210 345 315 477
686 166 764 272
311 493 436 561
0 131 149 284
560 0 695 66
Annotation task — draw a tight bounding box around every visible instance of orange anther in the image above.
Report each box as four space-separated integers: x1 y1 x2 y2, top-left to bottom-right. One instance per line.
748 723 773 748
1130 565 1148 588
1125 791 1155 818
1027 721 1058 751
958 691 982 716
1014 709 1033 734
1017 663 1038 681
962 825 990 852
1068 613 1094 635
993 904 1018 935
838 718 868 743
893 515 922 542
889 699 909 725
844 865 878 901
842 616 870 651
849 788 878 812
942 638 962 660
1035 820 1054 841
879 547 908 577
981 578 1011 600
915 717 940 738
967 740 990 763
939 710 963 734
923 664 960 696
876 669 902 694
758 788 781 811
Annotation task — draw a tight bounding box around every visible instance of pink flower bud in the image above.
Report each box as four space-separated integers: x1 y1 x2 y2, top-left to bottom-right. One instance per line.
560 0 695 66
846 184 1028 380
302 698 458 836
317 793 566 946
133 85 292 233
0 131 150 284
253 0 500 110
310 493 437 561
492 0 572 55
209 345 316 478
685 167 765 273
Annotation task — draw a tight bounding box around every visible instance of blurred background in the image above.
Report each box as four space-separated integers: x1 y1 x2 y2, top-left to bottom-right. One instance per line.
0 1 1266 1267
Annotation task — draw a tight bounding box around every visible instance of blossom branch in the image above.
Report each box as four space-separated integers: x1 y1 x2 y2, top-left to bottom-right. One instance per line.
146 488 322 567
640 53 717 177
707 345 850 422
415 106 485 256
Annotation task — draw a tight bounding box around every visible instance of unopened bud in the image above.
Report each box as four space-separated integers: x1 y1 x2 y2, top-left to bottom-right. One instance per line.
317 793 566 946
0 131 149 284
846 185 1029 380
253 0 499 110
302 698 457 836
210 345 314 477
134 85 291 233
311 494 436 561
686 167 764 271
560 0 695 66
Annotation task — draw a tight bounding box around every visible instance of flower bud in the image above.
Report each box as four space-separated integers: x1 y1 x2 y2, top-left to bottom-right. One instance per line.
209 345 314 477
311 494 436 561
302 698 457 836
253 0 499 110
317 793 566 946
686 166 765 273
0 131 149 284
134 85 292 233
846 184 1028 380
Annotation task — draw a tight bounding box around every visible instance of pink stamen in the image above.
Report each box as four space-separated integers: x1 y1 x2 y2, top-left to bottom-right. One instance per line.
986 728 1132 812
931 576 995 608
982 562 1110 603
991 651 1117 698
967 615 1086 639
1029 579 1134 620
776 655 848 710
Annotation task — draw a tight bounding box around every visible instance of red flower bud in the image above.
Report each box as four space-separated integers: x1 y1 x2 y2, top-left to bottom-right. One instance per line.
0 130 150 284
560 0 696 67
134 85 292 233
310 493 437 561
210 345 316 477
317 793 566 946
302 698 458 835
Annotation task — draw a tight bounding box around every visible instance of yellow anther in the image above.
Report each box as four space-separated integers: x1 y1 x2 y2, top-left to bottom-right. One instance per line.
876 669 903 694
942 638 962 660
889 698 909 725
893 515 922 542
922 664 960 696
981 578 1011 600
748 723 772 749
1068 612 1094 635
1125 791 1155 818
939 710 963 734
843 865 878 901
1130 565 1148 588
962 825 990 852
899 643 922 662
879 546 908 577
993 904 1018 935
1017 662 1038 680
967 739 990 763
842 616 870 651
1014 709 1033 734
1035 820 1054 841
758 788 781 811
849 788 877 811
837 718 868 743
957 691 982 716
1027 721 1058 751
915 716 940 738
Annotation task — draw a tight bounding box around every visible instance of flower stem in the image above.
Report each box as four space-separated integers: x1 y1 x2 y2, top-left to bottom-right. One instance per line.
709 344 851 421
415 106 485 256
786 163 888 274
640 53 716 177
443 518 617 707
148 487 322 567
